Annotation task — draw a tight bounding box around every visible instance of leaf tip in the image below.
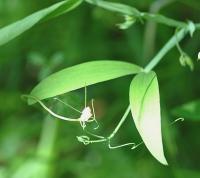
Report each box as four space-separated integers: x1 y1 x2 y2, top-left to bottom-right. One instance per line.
157 155 168 166
21 94 37 105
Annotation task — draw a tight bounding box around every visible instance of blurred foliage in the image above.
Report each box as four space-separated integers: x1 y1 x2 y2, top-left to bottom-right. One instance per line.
0 0 200 178
172 99 200 121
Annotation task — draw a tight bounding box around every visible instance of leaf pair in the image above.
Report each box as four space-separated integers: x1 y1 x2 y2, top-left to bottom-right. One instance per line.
28 60 167 165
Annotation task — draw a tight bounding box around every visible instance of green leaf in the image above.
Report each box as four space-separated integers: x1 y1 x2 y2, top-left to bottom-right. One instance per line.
29 60 143 104
172 99 200 121
0 0 82 46
129 71 168 165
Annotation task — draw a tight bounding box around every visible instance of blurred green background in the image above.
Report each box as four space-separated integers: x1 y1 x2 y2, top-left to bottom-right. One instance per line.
0 0 200 178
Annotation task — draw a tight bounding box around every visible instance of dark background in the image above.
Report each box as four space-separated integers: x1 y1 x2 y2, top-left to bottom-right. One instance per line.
0 0 200 178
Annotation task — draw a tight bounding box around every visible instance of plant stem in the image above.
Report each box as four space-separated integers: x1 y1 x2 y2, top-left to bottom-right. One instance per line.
144 28 188 72
88 138 107 143
108 105 131 139
143 0 175 62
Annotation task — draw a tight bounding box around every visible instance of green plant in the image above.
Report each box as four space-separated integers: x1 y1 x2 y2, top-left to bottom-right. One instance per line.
1 0 200 166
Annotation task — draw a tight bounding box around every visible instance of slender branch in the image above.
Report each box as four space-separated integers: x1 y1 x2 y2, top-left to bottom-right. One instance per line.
108 105 131 139
140 12 186 28
88 138 107 143
143 0 176 61
22 95 80 122
144 28 188 72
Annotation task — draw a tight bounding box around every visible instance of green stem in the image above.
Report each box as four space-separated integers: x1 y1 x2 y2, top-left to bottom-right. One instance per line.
144 28 188 72
108 105 131 139
88 138 107 143
143 0 175 61
175 29 184 54
140 12 186 28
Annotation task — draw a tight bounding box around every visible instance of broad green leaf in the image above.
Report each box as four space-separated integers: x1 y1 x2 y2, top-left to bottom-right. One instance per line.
129 71 168 165
0 0 82 46
172 99 200 121
29 60 143 104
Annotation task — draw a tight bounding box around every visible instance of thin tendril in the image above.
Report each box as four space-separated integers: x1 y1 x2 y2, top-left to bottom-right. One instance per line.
175 28 184 54
77 135 90 145
91 99 99 129
22 95 79 122
84 84 87 108
84 129 105 139
171 118 184 125
108 139 143 150
108 140 136 149
53 97 81 113
76 135 106 144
